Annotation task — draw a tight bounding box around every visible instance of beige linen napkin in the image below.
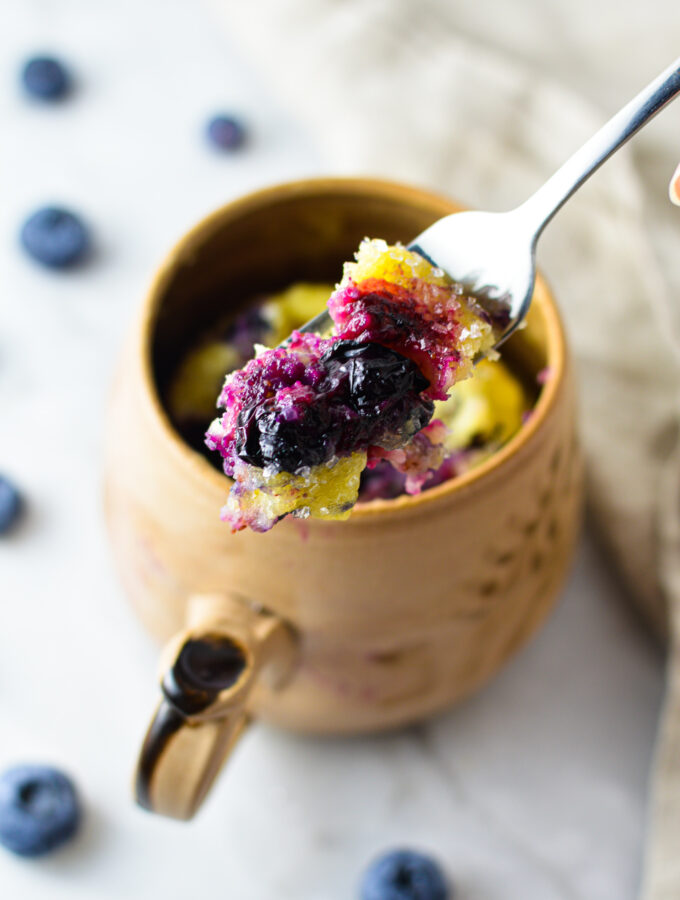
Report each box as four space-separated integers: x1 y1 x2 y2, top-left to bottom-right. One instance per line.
207 2 680 894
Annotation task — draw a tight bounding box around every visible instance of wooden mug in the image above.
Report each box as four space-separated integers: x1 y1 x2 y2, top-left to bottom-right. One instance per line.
104 178 583 820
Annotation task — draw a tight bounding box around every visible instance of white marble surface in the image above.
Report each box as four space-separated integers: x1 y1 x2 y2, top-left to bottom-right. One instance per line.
0 1 666 898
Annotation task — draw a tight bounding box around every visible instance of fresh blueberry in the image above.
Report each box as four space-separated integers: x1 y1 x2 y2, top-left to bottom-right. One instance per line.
360 849 450 900
0 475 22 535
0 765 81 857
206 115 247 151
21 56 71 101
20 206 90 269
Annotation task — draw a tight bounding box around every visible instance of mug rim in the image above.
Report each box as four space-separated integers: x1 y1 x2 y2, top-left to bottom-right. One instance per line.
138 176 566 524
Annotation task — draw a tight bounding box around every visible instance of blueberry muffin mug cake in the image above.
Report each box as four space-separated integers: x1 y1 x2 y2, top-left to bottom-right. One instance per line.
104 179 582 818
168 246 525 533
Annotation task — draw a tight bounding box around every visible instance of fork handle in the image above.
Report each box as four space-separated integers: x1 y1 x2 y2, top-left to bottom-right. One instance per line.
519 56 680 236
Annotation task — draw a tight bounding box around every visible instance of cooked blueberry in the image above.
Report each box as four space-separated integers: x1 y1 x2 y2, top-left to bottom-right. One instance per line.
21 56 71 100
0 475 22 535
236 397 340 472
360 849 450 900
206 115 247 151
227 340 434 473
321 341 429 414
359 460 407 501
0 765 81 857
20 206 90 269
223 307 269 357
367 394 434 451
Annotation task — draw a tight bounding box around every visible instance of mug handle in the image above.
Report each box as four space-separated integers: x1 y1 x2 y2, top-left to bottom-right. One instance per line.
134 593 297 820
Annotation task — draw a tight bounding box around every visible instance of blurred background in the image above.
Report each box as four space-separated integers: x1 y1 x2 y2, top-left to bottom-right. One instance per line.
1 1 678 898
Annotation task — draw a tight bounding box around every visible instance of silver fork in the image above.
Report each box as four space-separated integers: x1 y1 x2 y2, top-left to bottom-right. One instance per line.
290 56 680 349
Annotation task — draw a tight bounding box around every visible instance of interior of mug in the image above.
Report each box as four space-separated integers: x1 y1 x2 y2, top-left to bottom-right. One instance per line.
146 178 560 502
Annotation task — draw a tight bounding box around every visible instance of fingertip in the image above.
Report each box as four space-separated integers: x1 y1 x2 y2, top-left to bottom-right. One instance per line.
670 163 680 206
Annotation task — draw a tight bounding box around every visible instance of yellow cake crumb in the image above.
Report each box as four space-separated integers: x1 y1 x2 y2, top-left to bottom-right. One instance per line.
436 358 527 452
262 283 331 345
224 452 366 530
